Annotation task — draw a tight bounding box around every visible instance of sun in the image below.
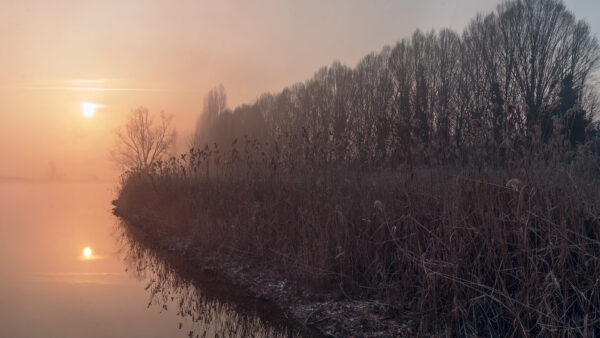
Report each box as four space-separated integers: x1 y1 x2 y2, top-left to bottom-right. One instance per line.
83 247 92 257
81 102 97 118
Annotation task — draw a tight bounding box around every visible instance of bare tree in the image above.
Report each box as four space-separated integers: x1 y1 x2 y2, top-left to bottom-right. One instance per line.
112 107 176 170
203 83 227 122
192 84 227 148
183 0 599 168
495 0 600 134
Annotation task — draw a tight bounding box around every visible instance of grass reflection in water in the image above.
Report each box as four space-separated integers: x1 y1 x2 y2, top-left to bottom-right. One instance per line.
116 219 309 338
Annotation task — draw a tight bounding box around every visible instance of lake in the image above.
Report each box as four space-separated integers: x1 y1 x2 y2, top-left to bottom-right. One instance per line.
0 181 305 337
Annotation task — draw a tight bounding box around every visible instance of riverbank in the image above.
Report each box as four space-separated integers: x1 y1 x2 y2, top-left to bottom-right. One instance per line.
115 214 323 337
115 206 413 337
114 161 600 336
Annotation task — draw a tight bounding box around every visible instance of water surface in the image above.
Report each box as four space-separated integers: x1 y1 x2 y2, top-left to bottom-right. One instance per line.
0 182 304 337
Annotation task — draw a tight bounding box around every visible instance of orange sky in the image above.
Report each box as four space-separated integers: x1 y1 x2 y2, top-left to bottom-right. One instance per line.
1 0 599 181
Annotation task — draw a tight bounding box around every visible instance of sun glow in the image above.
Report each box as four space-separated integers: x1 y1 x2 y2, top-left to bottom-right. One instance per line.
81 102 98 118
83 247 92 257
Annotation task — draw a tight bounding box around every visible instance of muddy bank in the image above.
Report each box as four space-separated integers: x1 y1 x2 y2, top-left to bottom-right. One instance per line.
114 206 414 337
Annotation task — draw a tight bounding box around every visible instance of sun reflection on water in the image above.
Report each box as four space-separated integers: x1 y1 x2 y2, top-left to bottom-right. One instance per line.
83 247 92 258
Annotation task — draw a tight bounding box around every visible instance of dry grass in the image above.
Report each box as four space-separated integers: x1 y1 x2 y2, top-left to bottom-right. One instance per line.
115 133 600 336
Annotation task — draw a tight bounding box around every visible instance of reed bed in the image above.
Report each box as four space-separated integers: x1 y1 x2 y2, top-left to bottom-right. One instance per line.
115 131 600 336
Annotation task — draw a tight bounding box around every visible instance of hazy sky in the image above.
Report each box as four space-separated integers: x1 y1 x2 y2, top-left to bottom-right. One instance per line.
1 0 599 180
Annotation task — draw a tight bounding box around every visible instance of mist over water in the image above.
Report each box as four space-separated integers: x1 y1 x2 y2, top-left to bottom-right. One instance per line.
0 182 300 337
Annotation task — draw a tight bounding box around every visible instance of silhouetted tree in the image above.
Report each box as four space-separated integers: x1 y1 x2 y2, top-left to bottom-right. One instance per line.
190 0 599 168
192 84 228 148
112 107 176 170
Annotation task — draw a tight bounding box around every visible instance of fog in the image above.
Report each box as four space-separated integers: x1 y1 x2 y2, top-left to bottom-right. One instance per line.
0 0 598 180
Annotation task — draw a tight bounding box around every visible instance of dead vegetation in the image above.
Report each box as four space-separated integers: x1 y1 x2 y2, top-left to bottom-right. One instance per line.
115 132 600 336
113 1 600 335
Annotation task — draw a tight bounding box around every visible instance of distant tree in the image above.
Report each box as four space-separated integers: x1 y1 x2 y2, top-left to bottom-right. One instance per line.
495 0 599 136
112 107 176 170
203 83 227 123
184 0 599 168
192 84 227 148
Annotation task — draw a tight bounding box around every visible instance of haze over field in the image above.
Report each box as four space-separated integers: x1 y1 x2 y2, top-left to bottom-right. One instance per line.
1 0 598 181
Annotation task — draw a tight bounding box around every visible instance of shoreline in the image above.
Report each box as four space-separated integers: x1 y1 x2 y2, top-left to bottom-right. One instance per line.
114 206 414 337
113 163 600 336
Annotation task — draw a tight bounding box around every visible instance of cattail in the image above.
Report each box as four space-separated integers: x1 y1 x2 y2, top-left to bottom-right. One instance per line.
506 178 523 192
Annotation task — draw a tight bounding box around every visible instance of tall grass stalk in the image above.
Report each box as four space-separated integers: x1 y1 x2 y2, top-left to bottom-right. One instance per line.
116 127 600 335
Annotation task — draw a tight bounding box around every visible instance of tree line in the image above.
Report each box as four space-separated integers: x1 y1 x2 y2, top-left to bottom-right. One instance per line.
192 0 600 170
